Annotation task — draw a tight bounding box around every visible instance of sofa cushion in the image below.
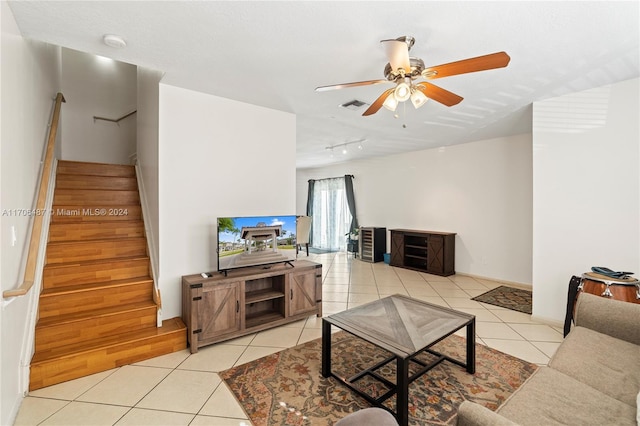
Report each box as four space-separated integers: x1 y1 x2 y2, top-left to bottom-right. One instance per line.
456 401 518 426
496 367 636 425
549 326 640 406
574 293 640 345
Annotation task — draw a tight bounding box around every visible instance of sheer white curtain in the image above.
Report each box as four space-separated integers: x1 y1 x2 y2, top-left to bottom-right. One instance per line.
310 177 352 251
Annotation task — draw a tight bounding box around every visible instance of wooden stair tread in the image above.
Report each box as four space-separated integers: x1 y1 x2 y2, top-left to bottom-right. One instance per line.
57 160 135 177
45 237 148 264
46 235 146 246
32 317 186 364
55 174 138 190
43 255 150 270
49 220 144 227
42 256 151 289
50 205 142 222
49 219 144 225
52 189 140 206
40 277 154 297
37 301 157 328
48 221 145 242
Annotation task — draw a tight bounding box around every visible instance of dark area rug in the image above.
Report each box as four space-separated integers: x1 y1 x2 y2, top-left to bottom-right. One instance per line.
220 332 537 426
471 286 532 314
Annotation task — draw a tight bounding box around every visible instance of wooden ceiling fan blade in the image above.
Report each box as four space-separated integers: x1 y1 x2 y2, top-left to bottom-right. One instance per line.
362 88 395 116
422 51 511 80
416 82 463 107
315 79 389 92
381 39 411 74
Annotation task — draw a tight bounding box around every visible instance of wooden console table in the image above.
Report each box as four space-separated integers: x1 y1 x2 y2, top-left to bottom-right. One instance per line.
390 229 456 276
182 260 322 352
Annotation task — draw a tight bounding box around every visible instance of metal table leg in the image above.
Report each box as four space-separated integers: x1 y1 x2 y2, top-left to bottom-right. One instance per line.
396 356 410 426
322 319 331 377
466 319 476 374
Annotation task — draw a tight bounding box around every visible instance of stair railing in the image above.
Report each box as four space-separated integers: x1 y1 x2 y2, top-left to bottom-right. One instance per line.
134 163 163 326
93 110 136 124
3 93 65 299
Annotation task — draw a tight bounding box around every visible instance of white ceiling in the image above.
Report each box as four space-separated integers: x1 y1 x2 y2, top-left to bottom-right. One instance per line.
8 1 640 169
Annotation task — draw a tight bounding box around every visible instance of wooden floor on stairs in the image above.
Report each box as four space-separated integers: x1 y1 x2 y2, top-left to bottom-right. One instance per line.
30 160 186 391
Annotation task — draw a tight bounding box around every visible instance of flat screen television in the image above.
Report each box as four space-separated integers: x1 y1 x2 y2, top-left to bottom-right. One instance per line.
217 215 298 273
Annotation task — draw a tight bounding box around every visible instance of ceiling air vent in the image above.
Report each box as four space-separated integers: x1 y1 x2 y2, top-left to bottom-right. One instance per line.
339 99 369 111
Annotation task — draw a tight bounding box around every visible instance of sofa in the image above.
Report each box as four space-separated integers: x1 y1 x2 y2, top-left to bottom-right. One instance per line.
457 292 640 426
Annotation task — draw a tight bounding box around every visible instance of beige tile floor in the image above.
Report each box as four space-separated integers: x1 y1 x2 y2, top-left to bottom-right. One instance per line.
14 252 564 425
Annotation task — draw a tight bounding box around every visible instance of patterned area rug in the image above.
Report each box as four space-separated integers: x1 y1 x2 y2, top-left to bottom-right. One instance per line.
220 332 537 425
471 286 532 314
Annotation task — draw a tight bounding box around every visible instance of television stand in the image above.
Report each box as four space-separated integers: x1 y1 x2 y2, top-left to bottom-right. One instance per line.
390 229 456 276
182 260 322 353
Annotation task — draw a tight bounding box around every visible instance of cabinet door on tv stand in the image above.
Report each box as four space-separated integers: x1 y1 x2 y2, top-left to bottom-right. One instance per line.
288 269 318 317
426 234 444 274
390 231 404 266
426 233 455 276
197 281 241 343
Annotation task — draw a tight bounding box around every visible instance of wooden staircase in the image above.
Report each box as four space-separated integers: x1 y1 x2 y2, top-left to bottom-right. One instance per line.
30 160 186 391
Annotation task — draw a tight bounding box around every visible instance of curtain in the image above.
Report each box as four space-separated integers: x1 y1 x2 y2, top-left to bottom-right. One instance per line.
306 180 315 246
344 174 358 234
309 177 352 251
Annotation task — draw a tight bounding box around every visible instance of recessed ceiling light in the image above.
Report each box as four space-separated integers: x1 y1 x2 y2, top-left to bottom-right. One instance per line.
103 34 126 49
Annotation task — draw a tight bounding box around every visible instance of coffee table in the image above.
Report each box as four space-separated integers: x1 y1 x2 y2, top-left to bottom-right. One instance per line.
321 294 475 426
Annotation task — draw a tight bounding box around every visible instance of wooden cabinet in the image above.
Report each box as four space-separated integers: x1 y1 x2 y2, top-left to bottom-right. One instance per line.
182 260 322 352
289 268 322 316
359 227 387 263
195 281 242 342
390 229 456 276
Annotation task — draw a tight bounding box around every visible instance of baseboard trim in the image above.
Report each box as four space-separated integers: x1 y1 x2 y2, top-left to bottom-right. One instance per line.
455 272 532 290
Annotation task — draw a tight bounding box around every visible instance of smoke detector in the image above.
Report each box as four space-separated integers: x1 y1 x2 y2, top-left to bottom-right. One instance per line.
103 34 127 49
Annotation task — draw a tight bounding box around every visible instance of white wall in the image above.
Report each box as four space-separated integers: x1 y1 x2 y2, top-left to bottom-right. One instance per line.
158 84 296 319
296 133 533 285
532 78 639 323
60 48 136 164
1 3 61 423
136 67 163 278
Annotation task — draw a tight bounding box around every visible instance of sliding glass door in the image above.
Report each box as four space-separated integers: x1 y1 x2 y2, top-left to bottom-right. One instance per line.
310 177 352 251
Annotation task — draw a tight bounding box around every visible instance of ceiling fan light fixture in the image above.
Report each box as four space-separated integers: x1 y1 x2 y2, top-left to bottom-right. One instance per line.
410 88 428 109
382 94 398 111
394 81 411 102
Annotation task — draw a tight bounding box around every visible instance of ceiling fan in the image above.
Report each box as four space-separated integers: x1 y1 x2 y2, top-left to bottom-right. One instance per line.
315 36 510 116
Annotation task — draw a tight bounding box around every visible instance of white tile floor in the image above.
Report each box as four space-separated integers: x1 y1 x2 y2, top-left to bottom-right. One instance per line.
14 252 564 425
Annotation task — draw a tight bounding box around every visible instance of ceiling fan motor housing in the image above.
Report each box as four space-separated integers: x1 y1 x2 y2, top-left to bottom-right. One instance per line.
384 57 425 81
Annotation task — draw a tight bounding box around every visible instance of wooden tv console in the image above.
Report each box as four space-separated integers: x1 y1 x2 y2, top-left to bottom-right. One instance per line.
182 260 322 353
390 229 456 276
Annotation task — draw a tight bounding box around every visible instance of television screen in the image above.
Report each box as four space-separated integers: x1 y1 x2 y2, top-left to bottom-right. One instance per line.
217 215 298 272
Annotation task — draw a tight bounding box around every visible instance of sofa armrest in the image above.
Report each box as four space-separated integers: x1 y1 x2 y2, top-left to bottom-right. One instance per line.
456 401 518 426
574 292 640 345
